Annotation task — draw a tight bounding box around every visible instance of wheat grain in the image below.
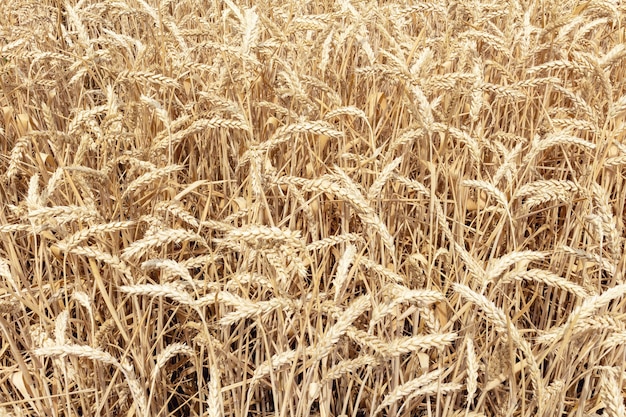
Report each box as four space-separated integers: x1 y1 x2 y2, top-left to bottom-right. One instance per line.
118 70 179 89
309 296 370 362
384 333 457 356
552 84 597 118
67 106 108 137
582 314 626 332
416 306 441 333
461 180 509 213
373 284 444 326
463 30 508 55
53 310 68 346
454 284 544 403
539 284 626 345
524 133 596 165
605 154 626 166
223 225 302 250
493 142 523 185
331 166 395 253
141 259 193 283
276 171 395 253
155 201 200 228
121 165 182 199
400 383 463 414
527 59 592 75
470 59 484 121
321 354 379 385
26 173 41 210
432 123 482 165
466 338 479 408
58 245 131 281
152 117 251 156
224 272 272 292
503 269 589 298
603 330 626 347
411 85 434 131
300 75 341 107
249 120 344 159
250 349 298 385
486 251 546 282
59 221 136 250
600 367 626 417
121 228 208 262
72 291 94 325
374 369 442 415
181 254 224 270
28 205 101 226
119 283 195 306
207 364 223 417
219 297 298 326
120 358 148 416
561 245 616 275
151 343 194 380
333 244 357 303
551 118 598 133
385 283 445 306
359 258 404 284
514 180 582 208
6 136 30 182
589 182 621 259
390 127 426 150
368 157 403 201
323 106 368 122
34 344 119 367
139 95 170 127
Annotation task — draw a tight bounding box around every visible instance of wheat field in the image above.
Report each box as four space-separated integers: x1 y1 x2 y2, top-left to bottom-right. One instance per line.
0 0 625 416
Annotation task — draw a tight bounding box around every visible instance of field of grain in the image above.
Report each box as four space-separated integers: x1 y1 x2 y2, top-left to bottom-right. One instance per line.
0 0 625 416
